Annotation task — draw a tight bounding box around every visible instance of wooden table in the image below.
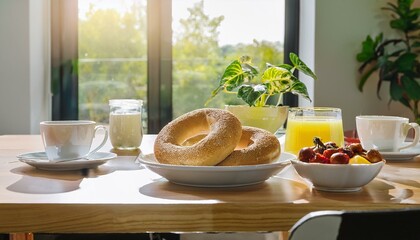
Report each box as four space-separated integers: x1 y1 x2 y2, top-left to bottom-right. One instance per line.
1 134 420 234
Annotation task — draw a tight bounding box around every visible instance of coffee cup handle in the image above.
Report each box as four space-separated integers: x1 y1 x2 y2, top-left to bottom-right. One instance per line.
87 125 109 156
398 122 420 151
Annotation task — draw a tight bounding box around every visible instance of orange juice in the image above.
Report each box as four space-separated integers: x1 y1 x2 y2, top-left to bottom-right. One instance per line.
284 116 344 155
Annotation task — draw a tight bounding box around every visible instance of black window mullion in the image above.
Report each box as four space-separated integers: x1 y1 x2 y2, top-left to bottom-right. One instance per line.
147 0 172 134
283 0 300 108
51 0 78 120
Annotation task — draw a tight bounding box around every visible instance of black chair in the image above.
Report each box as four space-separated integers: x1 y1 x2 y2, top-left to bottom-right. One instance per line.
288 208 420 240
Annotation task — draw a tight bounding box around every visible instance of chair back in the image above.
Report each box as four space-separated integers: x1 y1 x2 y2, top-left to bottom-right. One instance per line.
289 208 420 240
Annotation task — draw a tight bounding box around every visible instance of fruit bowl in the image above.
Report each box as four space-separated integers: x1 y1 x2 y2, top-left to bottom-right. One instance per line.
290 159 385 192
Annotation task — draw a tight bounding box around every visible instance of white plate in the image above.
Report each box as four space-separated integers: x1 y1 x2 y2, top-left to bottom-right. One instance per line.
138 152 294 187
17 152 117 171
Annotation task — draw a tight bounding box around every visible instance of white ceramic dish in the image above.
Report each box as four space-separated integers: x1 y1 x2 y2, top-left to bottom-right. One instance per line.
380 144 420 161
17 151 117 171
290 159 385 192
380 151 420 161
138 152 294 187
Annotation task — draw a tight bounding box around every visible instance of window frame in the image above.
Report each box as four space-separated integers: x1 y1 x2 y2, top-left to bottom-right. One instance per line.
51 0 79 121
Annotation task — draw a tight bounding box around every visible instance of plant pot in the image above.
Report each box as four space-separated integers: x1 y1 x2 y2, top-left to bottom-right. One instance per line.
225 105 289 134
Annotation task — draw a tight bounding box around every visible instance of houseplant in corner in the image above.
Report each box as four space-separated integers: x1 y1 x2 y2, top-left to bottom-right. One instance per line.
356 0 420 124
206 53 317 133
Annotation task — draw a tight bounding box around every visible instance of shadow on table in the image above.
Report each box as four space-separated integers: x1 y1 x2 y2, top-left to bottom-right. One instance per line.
7 157 143 194
138 177 310 202
138 173 408 205
7 166 85 194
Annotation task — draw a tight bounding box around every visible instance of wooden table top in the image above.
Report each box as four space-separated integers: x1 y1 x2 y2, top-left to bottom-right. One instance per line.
0 134 420 234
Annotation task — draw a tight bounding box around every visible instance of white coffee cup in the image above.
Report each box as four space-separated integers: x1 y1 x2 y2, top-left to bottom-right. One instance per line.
356 115 420 152
40 120 108 161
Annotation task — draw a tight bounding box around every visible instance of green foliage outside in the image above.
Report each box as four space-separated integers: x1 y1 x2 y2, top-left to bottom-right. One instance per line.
78 0 284 123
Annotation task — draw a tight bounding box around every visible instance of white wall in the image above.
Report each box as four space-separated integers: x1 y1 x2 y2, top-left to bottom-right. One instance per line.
30 0 51 134
0 0 49 134
307 0 417 131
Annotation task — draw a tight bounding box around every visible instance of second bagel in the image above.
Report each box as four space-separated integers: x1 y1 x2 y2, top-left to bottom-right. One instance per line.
218 126 281 166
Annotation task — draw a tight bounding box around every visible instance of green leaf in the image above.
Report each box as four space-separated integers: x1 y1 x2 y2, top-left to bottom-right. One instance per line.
390 19 407 31
398 97 413 109
261 67 292 94
382 3 399 14
378 57 396 81
261 67 290 82
289 52 317 80
390 78 404 100
220 59 246 91
395 52 416 72
276 64 293 71
356 35 381 62
237 84 266 106
412 41 420 48
242 63 259 76
402 76 420 100
290 81 311 102
205 59 247 105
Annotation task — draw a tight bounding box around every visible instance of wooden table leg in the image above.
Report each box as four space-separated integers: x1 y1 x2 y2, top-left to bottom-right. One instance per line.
9 233 33 240
279 231 289 240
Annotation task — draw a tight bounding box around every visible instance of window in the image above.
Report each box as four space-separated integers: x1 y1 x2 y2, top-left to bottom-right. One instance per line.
51 0 298 133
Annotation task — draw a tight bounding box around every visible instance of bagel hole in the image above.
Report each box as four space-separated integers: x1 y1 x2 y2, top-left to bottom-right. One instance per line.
181 133 208 146
235 138 254 150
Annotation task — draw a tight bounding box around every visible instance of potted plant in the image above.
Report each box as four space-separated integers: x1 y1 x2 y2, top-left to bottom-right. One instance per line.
356 0 420 124
206 53 317 133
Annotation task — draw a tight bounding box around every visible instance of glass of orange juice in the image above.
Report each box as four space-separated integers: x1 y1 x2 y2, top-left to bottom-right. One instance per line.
284 107 344 155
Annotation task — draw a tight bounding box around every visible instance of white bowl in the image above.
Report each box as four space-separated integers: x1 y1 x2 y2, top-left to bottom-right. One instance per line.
139 152 294 187
290 159 385 192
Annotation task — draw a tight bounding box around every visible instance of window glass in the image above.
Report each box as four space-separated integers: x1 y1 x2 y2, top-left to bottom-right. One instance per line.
172 0 285 117
78 0 147 123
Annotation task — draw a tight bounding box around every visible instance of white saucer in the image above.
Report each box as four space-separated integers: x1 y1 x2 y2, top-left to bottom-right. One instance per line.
380 151 420 161
380 145 420 161
16 152 117 171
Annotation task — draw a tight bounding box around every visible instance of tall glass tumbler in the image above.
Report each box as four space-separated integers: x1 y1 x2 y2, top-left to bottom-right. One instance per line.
109 99 143 150
284 107 344 155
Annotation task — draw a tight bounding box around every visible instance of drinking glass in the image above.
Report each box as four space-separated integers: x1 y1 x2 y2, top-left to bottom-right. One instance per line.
109 99 143 150
284 107 344 155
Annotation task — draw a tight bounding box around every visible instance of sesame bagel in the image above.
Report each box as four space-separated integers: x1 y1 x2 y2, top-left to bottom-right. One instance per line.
218 126 281 166
154 108 242 166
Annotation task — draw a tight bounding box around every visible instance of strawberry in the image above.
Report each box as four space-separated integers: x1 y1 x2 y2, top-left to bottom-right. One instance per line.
309 153 330 164
323 148 339 159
